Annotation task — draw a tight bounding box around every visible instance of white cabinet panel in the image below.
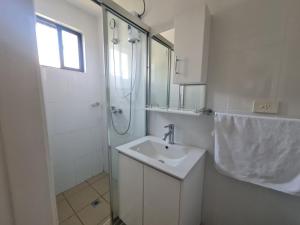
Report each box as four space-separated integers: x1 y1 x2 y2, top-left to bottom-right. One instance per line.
119 154 143 225
144 166 181 225
179 155 206 225
118 152 206 225
173 4 210 84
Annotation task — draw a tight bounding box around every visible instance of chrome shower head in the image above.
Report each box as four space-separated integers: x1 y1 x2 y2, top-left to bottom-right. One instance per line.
128 25 140 43
110 18 119 45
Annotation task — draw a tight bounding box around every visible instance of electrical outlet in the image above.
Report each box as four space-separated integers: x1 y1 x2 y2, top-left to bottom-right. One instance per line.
252 100 279 114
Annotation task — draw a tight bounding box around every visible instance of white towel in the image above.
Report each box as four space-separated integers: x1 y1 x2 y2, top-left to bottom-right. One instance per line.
214 112 300 196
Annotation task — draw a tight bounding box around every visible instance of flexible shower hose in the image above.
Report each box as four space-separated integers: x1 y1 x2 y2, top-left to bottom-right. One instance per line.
111 43 135 135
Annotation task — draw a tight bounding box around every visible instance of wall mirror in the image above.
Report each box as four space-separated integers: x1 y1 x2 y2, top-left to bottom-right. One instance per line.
150 37 170 108
148 28 207 114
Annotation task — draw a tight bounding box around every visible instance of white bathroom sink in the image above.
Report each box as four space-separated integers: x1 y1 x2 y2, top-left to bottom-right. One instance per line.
116 136 206 179
130 140 188 167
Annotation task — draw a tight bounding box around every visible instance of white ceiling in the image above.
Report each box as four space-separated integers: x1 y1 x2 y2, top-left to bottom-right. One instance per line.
207 0 248 13
65 0 100 16
160 28 175 44
65 0 249 15
108 0 250 33
111 0 250 15
64 0 249 32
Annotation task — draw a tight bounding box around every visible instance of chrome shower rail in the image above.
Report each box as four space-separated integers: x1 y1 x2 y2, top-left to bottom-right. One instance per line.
92 0 151 33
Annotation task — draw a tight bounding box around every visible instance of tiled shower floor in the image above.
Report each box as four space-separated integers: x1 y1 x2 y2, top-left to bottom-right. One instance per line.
56 172 111 225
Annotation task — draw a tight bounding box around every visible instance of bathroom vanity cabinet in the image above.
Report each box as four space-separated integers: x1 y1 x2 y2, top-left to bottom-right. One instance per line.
119 154 143 225
118 153 205 225
173 3 211 84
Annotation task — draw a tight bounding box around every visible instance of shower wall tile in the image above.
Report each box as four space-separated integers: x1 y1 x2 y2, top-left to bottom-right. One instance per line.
46 101 102 136
41 67 103 105
37 0 106 194
49 128 103 193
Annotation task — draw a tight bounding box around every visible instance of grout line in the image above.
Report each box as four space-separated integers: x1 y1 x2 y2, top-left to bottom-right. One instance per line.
73 214 84 225
64 187 109 222
66 193 100 214
63 181 89 198
59 214 74 224
63 181 100 212
58 198 76 224
87 172 109 185
63 193 85 225
97 215 111 225
75 213 85 225
89 182 103 196
57 173 110 225
88 178 109 197
87 176 110 200
101 191 110 204
57 192 76 223
62 193 77 213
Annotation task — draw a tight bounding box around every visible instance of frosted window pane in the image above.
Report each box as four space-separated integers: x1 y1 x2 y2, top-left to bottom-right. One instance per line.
62 30 80 69
36 23 60 68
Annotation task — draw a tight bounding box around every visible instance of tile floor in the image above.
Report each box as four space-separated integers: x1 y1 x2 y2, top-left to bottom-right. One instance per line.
56 172 111 225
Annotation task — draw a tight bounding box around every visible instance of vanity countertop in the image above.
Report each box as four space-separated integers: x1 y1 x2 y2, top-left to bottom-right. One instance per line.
116 136 206 180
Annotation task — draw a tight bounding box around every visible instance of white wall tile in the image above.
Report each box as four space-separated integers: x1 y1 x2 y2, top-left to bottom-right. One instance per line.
207 0 288 114
46 101 103 135
36 0 106 194
226 43 282 113
49 127 103 193
149 112 214 151
149 0 300 225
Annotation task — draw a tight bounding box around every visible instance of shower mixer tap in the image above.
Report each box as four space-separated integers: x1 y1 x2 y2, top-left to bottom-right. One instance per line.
110 18 119 45
112 38 119 45
111 106 122 114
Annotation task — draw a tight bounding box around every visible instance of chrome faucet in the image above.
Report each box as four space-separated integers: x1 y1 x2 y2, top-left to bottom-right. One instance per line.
163 124 175 144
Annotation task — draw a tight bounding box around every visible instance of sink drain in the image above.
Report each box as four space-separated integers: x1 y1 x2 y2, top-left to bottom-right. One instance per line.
158 159 165 164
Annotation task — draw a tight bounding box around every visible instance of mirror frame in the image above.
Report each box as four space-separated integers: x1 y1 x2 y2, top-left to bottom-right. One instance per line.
148 34 207 112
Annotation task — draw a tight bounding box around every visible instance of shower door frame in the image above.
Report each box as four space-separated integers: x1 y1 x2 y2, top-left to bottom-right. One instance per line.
92 0 151 221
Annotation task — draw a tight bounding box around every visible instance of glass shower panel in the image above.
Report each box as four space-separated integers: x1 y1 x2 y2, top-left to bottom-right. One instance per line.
106 11 147 220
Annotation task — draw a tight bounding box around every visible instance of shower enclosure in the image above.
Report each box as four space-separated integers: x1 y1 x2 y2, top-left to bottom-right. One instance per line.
102 8 148 221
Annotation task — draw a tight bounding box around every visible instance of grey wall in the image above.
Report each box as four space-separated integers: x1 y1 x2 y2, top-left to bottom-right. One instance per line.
206 0 300 117
149 0 300 224
0 126 14 225
0 0 57 224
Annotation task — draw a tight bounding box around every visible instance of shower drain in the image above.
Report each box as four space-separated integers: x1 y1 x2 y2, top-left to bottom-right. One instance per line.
91 199 100 208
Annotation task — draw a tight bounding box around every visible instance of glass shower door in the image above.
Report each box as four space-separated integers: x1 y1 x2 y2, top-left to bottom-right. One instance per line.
104 10 147 221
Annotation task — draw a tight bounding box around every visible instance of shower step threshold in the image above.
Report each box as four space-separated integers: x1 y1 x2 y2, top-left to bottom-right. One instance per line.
113 217 126 225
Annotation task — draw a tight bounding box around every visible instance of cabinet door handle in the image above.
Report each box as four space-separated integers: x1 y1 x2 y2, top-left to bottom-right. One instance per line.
175 56 183 75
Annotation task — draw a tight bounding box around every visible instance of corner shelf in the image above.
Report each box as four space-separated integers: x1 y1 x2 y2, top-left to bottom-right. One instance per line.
145 107 212 116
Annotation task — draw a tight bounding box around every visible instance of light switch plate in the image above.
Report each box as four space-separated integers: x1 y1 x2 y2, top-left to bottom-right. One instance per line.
252 100 279 114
